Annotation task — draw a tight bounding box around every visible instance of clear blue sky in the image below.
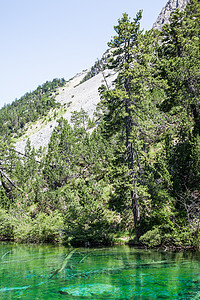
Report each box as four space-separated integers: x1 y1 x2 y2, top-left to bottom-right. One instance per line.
0 0 167 109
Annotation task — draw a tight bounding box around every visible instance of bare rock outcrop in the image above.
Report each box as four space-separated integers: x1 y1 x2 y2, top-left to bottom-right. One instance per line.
15 69 117 153
153 0 188 30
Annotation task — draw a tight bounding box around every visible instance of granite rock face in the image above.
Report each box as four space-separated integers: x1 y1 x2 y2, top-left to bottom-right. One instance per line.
153 0 188 30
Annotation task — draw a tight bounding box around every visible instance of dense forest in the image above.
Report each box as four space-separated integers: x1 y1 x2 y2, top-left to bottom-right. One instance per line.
0 0 199 249
0 78 65 139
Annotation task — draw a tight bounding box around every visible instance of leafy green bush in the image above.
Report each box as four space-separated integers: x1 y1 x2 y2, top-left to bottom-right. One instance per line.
139 227 162 248
171 226 200 249
0 187 10 209
0 208 13 240
12 211 63 243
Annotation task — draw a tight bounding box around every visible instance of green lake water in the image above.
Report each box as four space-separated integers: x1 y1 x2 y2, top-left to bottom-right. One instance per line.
0 244 200 299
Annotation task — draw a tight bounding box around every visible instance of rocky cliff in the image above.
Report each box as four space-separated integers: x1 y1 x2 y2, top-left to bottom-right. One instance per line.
153 0 188 30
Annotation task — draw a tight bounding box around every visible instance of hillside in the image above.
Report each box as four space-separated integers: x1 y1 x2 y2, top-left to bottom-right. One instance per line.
0 0 190 153
0 0 199 249
13 0 189 153
15 68 117 153
0 79 66 141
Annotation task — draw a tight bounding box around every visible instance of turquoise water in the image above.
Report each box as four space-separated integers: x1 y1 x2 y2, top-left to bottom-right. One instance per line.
0 244 200 299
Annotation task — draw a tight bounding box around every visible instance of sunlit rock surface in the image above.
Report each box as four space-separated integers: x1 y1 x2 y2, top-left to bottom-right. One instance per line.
153 0 188 30
15 69 117 153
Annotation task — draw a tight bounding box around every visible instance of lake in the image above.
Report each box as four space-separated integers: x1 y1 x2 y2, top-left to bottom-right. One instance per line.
0 244 199 299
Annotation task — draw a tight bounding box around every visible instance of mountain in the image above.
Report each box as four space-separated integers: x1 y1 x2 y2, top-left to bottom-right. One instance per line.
15 68 116 153
153 0 188 30
0 0 199 249
9 0 189 153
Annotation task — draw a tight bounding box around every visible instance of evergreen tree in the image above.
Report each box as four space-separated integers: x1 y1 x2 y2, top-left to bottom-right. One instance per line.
99 12 144 236
158 0 200 193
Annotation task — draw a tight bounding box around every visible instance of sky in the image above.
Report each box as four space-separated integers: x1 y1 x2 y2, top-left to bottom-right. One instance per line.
0 0 167 109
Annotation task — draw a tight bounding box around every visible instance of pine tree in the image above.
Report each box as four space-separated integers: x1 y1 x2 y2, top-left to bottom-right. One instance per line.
99 12 143 237
157 0 200 193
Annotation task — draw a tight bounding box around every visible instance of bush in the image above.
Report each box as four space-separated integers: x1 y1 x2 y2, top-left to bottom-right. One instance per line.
171 226 200 249
0 208 13 240
12 211 64 243
139 227 162 248
0 188 10 209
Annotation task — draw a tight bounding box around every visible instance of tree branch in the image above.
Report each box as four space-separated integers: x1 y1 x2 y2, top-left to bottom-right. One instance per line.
0 168 24 193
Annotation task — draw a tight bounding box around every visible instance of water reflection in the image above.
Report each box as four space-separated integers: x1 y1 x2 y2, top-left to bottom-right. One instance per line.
0 244 200 299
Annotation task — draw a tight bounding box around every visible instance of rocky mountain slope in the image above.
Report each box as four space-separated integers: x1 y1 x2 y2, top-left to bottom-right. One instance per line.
15 0 189 153
15 69 117 153
153 0 188 30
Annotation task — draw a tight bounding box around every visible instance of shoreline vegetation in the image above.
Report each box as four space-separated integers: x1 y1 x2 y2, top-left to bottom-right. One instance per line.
0 1 199 250
0 238 198 253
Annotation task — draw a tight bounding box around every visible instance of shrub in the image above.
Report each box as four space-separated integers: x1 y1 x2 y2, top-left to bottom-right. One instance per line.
0 208 13 240
12 211 64 243
139 227 162 248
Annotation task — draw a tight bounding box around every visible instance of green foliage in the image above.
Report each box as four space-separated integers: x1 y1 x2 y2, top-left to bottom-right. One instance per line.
0 78 65 139
63 180 121 246
171 226 199 249
139 227 162 248
71 108 89 129
7 210 63 243
0 187 10 209
0 4 200 249
80 58 106 84
0 208 13 240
